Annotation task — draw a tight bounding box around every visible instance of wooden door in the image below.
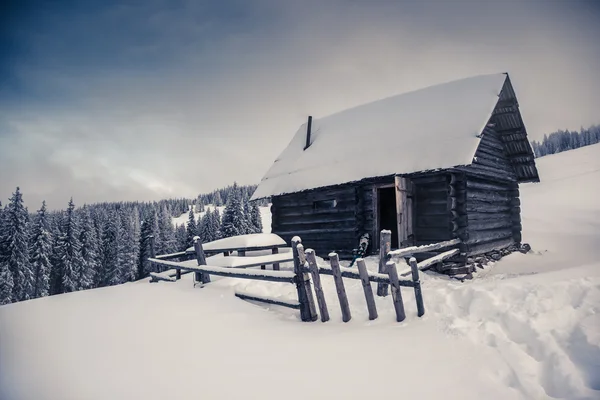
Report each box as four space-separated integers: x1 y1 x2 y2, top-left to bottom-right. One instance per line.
395 176 414 248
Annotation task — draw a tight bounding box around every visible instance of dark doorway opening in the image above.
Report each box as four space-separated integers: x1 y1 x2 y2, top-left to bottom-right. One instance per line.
378 187 398 249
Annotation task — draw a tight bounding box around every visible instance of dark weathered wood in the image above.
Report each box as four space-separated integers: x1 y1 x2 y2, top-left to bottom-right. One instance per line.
235 292 300 309
409 258 425 317
356 258 378 320
148 258 297 283
292 238 318 322
377 230 391 297
386 260 406 322
305 249 330 322
301 265 415 288
193 237 211 284
329 253 351 322
304 115 312 150
271 247 280 271
465 179 512 192
388 238 461 258
176 269 181 280
466 237 515 255
465 229 513 244
395 176 411 248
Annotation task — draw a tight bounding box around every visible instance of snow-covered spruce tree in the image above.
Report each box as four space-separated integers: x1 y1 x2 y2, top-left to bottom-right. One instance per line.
78 207 99 290
212 208 222 240
2 187 34 301
186 207 197 248
220 183 245 238
49 211 65 295
249 202 263 233
30 201 53 298
0 261 13 305
213 191 223 206
57 198 84 293
118 208 138 282
138 210 158 279
101 209 123 287
174 224 188 252
242 198 251 235
131 206 141 277
198 208 213 243
157 204 176 254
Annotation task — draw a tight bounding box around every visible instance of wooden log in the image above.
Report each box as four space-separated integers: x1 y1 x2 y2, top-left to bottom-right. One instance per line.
292 238 318 322
388 238 461 258
176 269 181 280
386 260 406 322
409 257 425 317
305 250 330 322
395 176 411 248
329 253 351 322
193 237 211 284
377 230 392 297
356 258 378 320
271 247 280 271
301 264 415 288
235 292 300 309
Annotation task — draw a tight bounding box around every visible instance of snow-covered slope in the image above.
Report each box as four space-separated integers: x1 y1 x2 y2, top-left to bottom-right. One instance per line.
1 145 599 400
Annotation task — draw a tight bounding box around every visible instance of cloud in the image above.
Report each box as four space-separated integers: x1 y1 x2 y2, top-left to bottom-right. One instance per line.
1 0 599 208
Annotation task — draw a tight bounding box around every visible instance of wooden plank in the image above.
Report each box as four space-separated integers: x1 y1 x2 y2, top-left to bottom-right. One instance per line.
305 249 330 322
388 238 461 258
301 265 415 288
465 229 513 244
271 247 280 271
149 272 176 283
292 239 318 322
409 257 425 317
395 176 410 248
377 230 392 297
235 292 300 309
329 253 351 322
386 260 406 322
155 251 191 260
466 237 515 256
148 258 297 283
399 248 461 275
193 237 211 284
356 258 378 320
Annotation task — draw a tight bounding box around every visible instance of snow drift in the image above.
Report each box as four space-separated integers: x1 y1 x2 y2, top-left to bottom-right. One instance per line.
1 144 599 400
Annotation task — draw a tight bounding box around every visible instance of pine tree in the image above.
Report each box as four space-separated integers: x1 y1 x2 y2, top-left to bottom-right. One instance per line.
2 187 33 301
174 224 188 252
57 199 84 293
213 191 223 206
30 201 53 298
101 209 123 286
0 261 13 305
220 183 245 238
138 210 158 278
119 208 137 282
212 208 222 240
242 198 251 234
186 208 197 247
249 202 263 233
157 204 176 254
49 211 65 295
78 207 99 290
198 209 213 243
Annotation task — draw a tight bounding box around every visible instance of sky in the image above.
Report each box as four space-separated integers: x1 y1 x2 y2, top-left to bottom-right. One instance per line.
1 0 599 210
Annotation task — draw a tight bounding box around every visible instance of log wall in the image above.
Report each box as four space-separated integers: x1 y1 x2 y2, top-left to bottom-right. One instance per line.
411 174 452 246
460 128 521 256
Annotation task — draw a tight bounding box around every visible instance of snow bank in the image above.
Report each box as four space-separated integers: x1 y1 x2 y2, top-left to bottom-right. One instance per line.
1 144 600 400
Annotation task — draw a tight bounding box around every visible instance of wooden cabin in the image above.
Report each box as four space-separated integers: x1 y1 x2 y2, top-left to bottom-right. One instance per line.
251 73 539 272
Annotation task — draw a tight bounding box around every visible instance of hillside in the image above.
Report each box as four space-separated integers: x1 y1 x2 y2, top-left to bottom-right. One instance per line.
0 144 599 400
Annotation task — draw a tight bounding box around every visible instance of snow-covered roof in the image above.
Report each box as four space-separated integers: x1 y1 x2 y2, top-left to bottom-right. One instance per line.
252 73 509 200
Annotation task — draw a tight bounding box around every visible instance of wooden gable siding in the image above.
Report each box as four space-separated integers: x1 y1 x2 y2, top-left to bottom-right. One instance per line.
271 184 359 259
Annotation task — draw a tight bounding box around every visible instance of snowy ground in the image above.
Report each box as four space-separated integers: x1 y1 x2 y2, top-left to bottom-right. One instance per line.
1 145 599 400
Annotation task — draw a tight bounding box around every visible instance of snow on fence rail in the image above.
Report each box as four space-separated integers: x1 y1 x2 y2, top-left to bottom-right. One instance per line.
147 231 461 323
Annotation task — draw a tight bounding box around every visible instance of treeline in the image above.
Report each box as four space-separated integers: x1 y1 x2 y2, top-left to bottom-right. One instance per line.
0 183 263 305
196 184 269 208
531 124 600 158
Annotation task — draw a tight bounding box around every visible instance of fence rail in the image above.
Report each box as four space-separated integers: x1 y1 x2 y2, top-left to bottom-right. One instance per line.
147 231 462 323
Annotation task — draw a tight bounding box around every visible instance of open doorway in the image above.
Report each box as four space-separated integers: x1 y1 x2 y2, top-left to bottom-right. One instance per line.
377 186 398 249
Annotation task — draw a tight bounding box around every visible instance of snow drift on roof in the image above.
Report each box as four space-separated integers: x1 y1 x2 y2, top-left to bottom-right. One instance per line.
252 73 508 200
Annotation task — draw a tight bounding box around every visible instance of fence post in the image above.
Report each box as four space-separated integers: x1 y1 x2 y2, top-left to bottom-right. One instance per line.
377 230 392 297
409 257 425 317
330 253 351 322
305 249 330 323
292 237 318 322
272 247 280 271
149 235 157 272
194 236 211 285
386 260 406 322
356 258 378 320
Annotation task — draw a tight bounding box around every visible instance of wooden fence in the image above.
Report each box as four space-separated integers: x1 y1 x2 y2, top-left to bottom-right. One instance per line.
148 231 461 323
